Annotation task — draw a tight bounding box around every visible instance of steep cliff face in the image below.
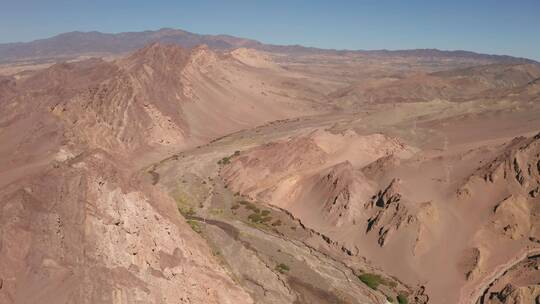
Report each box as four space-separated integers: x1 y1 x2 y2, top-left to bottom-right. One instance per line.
485 284 540 304
462 133 540 186
294 161 374 227
365 179 410 246
459 133 540 241
450 133 540 304
0 151 253 304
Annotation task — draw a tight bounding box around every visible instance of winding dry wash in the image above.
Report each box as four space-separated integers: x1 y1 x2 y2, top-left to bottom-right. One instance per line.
1 26 540 304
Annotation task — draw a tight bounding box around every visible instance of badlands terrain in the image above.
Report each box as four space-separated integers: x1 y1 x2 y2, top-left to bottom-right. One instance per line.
1 29 540 304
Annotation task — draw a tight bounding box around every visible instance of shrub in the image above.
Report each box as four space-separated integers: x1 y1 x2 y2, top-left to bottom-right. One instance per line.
261 210 271 216
397 294 408 304
187 220 202 233
248 213 263 223
178 206 195 217
275 263 290 274
358 273 383 290
231 204 240 210
217 151 240 165
217 156 231 165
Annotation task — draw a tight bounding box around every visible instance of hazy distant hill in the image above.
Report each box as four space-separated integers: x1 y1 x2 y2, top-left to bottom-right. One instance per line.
0 27 536 64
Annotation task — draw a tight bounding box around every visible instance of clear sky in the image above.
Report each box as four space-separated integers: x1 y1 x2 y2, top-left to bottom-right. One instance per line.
1 0 539 61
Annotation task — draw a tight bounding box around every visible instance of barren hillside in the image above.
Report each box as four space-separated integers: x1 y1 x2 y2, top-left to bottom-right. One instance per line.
1 29 540 304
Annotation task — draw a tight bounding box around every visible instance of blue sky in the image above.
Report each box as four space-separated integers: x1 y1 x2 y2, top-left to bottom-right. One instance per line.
1 0 539 60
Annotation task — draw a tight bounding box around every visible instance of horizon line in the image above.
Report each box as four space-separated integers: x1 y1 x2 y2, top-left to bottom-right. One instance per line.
1 27 538 63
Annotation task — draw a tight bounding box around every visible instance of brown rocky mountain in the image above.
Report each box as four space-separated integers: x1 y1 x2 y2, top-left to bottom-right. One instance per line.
0 28 537 65
0 28 261 63
2 32 540 304
1 43 322 155
0 44 270 304
0 43 326 304
329 63 540 107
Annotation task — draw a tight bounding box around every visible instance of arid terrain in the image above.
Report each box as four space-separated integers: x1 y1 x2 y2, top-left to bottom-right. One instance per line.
1 29 540 304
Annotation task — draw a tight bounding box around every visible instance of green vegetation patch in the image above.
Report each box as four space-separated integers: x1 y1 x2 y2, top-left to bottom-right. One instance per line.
174 192 197 217
178 206 195 217
247 212 272 224
358 273 383 290
187 220 202 233
217 150 241 165
217 156 231 165
397 294 408 304
247 213 262 223
240 200 267 214
357 270 398 291
275 263 290 274
236 199 275 225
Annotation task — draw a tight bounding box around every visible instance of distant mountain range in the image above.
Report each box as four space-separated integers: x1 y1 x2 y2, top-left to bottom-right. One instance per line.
0 27 537 64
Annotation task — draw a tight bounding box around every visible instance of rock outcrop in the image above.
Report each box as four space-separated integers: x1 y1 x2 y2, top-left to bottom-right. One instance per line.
0 151 253 304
